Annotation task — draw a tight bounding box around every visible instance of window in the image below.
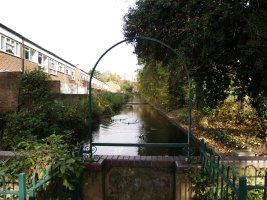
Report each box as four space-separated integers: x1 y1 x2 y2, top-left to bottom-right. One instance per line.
16 43 19 55
58 63 65 73
50 59 57 75
0 35 20 56
43 56 48 66
38 53 43 65
24 47 35 61
60 64 65 73
24 47 30 60
6 38 15 54
71 70 75 80
29 49 35 61
81 74 88 81
50 59 55 68
58 63 61 71
65 67 69 75
1 36 4 50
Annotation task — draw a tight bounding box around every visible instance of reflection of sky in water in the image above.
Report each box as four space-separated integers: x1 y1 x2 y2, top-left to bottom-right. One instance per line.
93 110 142 155
92 102 186 156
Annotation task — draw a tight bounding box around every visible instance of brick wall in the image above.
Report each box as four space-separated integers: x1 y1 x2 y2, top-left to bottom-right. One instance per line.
24 60 38 71
0 51 22 72
83 156 195 200
51 71 71 83
0 72 21 112
0 51 39 72
0 72 61 113
48 80 60 93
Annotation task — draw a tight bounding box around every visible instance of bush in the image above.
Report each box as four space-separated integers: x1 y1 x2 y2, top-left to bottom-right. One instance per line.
93 91 126 115
4 70 129 144
0 133 83 196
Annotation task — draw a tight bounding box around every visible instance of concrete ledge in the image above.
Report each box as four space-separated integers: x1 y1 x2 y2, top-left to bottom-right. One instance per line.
231 149 255 157
84 155 201 171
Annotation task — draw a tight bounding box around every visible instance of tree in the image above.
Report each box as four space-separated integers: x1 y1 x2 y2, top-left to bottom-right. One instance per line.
5 70 90 140
121 79 133 93
123 0 267 112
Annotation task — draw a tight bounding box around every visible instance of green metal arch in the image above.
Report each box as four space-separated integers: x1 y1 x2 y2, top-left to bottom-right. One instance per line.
88 36 192 157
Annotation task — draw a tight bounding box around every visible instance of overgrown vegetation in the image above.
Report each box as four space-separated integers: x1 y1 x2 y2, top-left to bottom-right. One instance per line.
123 0 267 153
0 70 128 197
0 134 83 199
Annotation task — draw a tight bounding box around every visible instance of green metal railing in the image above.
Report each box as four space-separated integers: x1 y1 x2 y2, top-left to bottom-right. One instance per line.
1 143 267 199
28 167 59 199
92 142 188 148
0 167 58 200
200 141 267 200
0 173 26 200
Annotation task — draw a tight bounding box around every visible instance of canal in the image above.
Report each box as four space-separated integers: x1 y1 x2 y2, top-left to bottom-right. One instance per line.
92 99 187 156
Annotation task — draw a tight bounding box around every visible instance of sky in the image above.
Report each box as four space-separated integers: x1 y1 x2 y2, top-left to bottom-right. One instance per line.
0 0 139 80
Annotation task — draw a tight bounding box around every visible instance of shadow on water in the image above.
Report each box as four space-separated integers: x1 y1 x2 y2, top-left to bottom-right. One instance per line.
92 98 187 156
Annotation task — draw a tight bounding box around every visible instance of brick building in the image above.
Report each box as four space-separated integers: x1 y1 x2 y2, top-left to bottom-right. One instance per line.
0 23 108 94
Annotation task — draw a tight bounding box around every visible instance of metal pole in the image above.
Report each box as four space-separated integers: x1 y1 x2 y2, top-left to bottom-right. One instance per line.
18 173 26 200
264 170 267 199
238 177 247 200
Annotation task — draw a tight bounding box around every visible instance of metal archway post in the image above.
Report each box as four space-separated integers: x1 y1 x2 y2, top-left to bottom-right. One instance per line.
87 36 192 159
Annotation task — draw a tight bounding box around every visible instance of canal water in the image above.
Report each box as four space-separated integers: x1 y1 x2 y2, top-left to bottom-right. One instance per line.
92 99 187 156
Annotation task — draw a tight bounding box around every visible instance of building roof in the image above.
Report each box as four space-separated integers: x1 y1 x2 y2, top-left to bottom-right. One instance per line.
0 23 76 68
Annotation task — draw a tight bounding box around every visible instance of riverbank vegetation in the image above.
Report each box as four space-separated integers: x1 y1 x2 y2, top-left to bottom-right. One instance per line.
123 0 267 155
0 70 129 194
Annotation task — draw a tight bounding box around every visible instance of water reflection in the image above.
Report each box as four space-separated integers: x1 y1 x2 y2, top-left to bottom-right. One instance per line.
92 101 186 156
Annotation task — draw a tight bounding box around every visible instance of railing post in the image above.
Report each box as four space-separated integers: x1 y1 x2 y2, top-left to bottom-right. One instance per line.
29 188 35 200
238 177 247 200
18 173 26 200
264 170 267 200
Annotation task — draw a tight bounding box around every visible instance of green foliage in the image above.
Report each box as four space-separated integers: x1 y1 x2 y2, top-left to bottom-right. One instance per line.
0 133 83 193
4 70 122 141
90 70 122 85
20 69 51 104
1 70 130 197
137 61 187 109
124 0 267 133
254 96 267 137
247 189 266 200
186 168 211 200
94 91 127 115
120 79 134 94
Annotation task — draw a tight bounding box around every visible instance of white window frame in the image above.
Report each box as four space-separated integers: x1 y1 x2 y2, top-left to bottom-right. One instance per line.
49 59 57 75
24 47 30 60
58 63 62 72
38 53 43 65
70 70 75 80
1 35 5 50
6 38 15 54
65 67 70 75
0 34 20 56
61 64 65 73
29 48 36 61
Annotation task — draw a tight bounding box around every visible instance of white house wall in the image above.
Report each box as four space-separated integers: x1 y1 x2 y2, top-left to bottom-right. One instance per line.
60 83 78 94
0 27 22 43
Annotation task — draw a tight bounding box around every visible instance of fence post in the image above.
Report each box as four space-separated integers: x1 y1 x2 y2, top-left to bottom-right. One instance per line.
238 177 247 200
264 170 267 199
18 173 26 200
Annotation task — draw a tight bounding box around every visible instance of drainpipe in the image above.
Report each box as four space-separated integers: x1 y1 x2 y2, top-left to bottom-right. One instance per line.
21 38 25 73
18 38 25 111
